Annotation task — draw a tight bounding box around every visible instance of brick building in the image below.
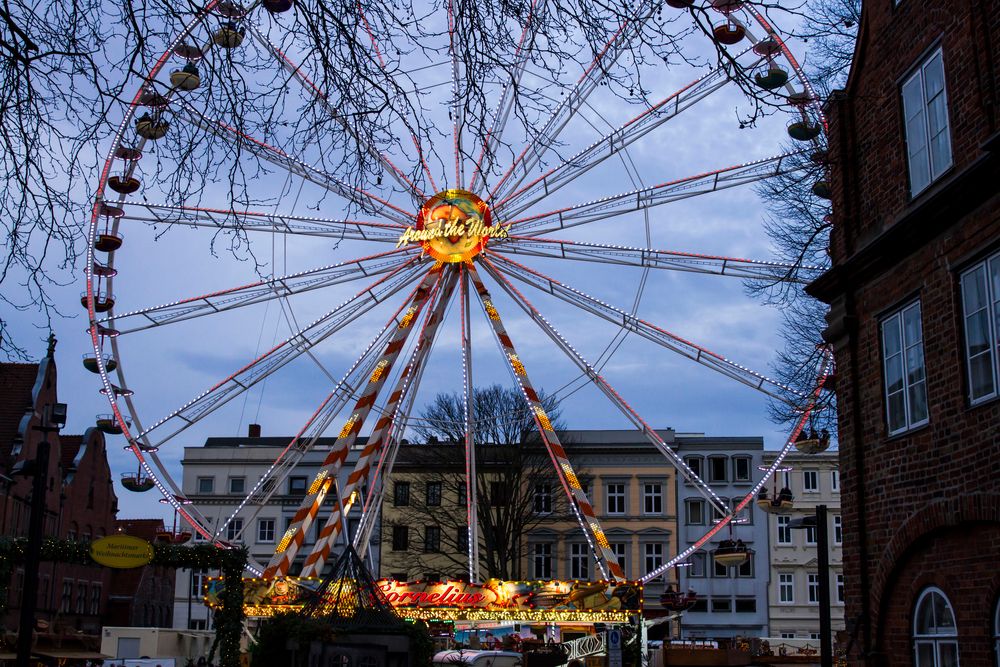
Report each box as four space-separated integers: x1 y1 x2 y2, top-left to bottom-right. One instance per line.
0 344 120 636
807 0 1000 664
107 519 176 628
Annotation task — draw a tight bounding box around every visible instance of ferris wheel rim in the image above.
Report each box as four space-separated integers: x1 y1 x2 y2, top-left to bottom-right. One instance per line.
86 0 831 581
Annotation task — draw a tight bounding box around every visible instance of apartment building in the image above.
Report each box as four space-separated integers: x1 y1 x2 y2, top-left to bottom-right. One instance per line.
676 437 770 640
173 431 375 629
760 451 843 642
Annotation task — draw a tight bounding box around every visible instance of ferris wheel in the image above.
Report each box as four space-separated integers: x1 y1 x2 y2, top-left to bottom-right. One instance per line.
85 0 834 584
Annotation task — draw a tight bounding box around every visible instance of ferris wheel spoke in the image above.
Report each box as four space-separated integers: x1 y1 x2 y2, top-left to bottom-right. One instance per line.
496 236 821 283
263 262 449 578
136 257 427 450
508 150 810 236
118 201 403 241
216 287 421 544
467 0 544 194
467 262 625 583
488 0 661 204
495 61 745 218
246 24 426 203
303 269 459 577
447 0 464 188
170 97 414 226
458 264 480 581
481 257 729 516
354 294 444 557
102 246 417 334
642 349 835 583
487 251 806 405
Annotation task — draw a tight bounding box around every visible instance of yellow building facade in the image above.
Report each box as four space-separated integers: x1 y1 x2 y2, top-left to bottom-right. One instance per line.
379 430 680 612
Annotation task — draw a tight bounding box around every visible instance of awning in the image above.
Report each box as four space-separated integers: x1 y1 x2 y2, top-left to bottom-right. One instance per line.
33 650 114 660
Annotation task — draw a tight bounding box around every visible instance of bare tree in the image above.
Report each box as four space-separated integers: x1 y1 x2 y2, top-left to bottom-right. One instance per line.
386 384 573 580
3 0 826 359
746 0 860 431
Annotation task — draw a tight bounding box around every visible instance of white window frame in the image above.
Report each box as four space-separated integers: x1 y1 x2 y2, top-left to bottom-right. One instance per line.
837 573 845 604
61 579 73 613
808 573 820 604
688 551 706 578
533 483 553 515
711 497 729 524
642 482 663 515
732 456 752 483
833 515 843 545
686 498 705 525
423 525 441 553
532 543 553 579
708 455 728 484
882 301 929 435
570 543 589 580
960 252 1000 404
605 482 626 515
190 569 209 597
777 515 792 545
901 47 951 196
803 470 819 493
226 518 243 542
90 583 101 615
913 587 960 667
994 598 1000 667
831 469 840 491
684 456 703 485
779 573 794 604
228 477 245 494
257 518 275 543
643 543 664 582
197 477 214 494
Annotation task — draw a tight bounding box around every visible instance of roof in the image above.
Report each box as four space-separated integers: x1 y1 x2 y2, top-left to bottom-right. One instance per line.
203 436 369 448
60 434 84 474
0 362 39 454
116 518 166 540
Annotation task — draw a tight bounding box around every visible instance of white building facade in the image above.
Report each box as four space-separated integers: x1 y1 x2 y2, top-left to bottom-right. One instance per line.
760 450 844 643
172 432 376 630
675 436 771 640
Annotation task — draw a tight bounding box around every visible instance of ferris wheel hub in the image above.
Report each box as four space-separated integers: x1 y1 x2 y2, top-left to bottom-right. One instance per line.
398 189 509 263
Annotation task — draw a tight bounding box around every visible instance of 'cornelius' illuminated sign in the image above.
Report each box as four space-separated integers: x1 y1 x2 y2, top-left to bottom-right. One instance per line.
379 579 640 612
397 189 510 263
206 577 642 622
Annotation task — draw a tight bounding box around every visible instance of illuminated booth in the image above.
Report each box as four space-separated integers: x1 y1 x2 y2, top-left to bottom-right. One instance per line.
205 576 642 646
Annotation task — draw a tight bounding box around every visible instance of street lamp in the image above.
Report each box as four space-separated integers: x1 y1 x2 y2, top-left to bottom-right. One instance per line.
15 401 68 667
789 505 832 667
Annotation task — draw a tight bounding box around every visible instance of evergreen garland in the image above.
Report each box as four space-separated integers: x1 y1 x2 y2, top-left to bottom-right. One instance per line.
0 538 248 667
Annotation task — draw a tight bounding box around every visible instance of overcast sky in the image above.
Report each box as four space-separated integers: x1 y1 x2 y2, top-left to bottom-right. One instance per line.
9 1 823 527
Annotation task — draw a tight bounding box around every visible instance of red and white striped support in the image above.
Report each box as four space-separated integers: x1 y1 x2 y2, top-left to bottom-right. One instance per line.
466 264 626 582
263 262 446 578
300 269 460 577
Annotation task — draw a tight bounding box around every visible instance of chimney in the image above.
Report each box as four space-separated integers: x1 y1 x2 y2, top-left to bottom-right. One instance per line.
248 423 261 438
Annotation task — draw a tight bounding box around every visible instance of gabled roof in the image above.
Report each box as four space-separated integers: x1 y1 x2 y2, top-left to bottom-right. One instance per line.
116 518 167 541
0 362 41 467
60 435 84 477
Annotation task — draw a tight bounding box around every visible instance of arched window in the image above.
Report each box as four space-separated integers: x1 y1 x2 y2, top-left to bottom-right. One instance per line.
913 587 959 667
993 599 1000 667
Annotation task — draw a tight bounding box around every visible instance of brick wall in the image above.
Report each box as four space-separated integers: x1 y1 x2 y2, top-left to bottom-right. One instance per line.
810 1 1000 664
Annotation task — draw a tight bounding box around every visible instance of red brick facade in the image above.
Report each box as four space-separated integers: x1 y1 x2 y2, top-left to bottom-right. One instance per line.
1 350 120 635
808 1 1000 664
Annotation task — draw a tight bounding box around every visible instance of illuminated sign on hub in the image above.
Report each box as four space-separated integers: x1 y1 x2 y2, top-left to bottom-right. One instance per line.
397 189 509 263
